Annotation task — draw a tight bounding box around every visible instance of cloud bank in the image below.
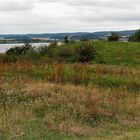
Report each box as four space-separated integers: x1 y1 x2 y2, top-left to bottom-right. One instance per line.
0 0 139 33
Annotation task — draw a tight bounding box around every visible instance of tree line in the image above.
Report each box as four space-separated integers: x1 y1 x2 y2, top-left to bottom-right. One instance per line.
108 29 140 41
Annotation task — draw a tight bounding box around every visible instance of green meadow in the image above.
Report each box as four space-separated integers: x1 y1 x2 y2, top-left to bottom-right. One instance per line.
0 41 140 140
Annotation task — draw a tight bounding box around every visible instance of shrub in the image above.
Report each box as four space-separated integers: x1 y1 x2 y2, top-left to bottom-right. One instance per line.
55 46 74 62
64 36 70 44
108 32 119 41
74 42 97 63
3 41 100 64
45 42 58 58
5 43 33 62
38 45 50 56
129 29 140 42
22 50 41 62
46 42 98 63
6 43 32 56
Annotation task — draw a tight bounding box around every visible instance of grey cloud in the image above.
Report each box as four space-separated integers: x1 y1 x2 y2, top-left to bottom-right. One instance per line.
39 0 140 9
0 0 35 12
0 0 139 33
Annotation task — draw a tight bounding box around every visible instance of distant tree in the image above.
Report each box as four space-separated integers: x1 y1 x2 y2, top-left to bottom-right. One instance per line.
108 32 120 41
64 36 70 44
129 29 140 42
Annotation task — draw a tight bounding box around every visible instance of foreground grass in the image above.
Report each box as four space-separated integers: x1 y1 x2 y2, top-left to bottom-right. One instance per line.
0 80 140 140
0 62 140 139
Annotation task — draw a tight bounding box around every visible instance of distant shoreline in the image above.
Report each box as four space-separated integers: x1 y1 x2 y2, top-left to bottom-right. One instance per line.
0 42 50 53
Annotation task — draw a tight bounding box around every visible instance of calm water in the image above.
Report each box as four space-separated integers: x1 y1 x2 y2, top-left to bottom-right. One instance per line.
0 43 50 53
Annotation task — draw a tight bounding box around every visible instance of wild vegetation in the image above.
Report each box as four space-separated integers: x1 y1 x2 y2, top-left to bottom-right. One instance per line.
0 40 140 139
129 29 140 42
1 41 140 66
108 32 120 41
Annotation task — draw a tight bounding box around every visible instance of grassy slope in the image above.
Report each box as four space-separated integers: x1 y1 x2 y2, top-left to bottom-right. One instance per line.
0 41 140 139
94 41 140 66
0 82 140 140
0 63 140 139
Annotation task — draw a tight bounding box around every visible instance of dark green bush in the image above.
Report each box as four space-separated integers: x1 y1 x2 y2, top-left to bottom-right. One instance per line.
129 29 140 42
64 36 70 44
46 42 98 63
5 43 33 62
38 42 58 56
108 32 119 41
38 45 50 56
74 42 97 62
6 43 32 56
3 41 101 64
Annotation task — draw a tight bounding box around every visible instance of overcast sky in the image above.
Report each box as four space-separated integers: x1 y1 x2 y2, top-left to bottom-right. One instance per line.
0 0 139 34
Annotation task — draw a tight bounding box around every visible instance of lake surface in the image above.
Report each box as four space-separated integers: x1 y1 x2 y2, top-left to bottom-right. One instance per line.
0 43 50 53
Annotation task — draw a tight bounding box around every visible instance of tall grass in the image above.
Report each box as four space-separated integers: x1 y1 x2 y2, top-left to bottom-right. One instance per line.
1 61 139 90
0 61 140 139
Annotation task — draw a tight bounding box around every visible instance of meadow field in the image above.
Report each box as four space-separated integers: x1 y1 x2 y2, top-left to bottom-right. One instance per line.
0 41 140 140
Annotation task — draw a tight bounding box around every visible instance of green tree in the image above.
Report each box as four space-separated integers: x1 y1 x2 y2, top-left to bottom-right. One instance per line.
108 32 119 41
129 29 140 42
64 36 70 44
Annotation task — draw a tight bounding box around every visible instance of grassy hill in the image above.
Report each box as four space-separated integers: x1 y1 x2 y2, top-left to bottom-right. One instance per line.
94 41 140 66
